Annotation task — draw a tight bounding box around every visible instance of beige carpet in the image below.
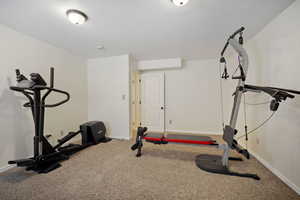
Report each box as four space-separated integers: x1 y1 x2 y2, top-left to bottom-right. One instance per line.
0 139 299 200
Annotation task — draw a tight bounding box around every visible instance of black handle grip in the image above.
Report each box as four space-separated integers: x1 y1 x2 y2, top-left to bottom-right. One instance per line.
131 143 138 151
16 69 20 76
230 27 245 39
137 127 147 136
232 76 242 80
50 67 54 88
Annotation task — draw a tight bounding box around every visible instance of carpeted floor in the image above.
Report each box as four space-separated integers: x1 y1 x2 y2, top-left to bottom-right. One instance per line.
0 139 299 200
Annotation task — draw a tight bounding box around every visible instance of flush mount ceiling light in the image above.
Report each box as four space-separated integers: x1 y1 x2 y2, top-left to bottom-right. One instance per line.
171 0 189 7
66 9 88 25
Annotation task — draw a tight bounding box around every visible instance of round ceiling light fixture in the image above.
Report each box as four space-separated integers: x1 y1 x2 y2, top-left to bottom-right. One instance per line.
66 9 88 25
171 0 189 7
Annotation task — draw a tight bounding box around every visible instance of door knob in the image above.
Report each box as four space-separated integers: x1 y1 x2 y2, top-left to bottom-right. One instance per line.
161 107 164 110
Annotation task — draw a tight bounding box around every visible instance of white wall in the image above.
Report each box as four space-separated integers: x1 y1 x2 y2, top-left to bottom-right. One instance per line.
0 24 87 171
88 55 131 140
227 0 300 194
142 59 232 135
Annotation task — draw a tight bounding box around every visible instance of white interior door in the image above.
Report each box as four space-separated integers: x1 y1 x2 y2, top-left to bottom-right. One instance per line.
140 72 165 132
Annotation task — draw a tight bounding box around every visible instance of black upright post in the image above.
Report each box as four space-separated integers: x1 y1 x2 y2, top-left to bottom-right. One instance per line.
39 91 45 154
33 90 41 158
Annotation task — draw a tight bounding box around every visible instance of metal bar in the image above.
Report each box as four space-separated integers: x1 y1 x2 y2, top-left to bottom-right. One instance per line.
33 90 41 158
228 38 249 128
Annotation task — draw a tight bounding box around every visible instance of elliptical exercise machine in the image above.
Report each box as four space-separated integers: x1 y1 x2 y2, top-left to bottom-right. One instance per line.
8 68 111 173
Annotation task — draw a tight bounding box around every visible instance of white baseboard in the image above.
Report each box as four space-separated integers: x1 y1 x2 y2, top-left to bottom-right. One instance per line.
111 136 130 140
0 165 14 173
166 129 221 135
249 149 300 195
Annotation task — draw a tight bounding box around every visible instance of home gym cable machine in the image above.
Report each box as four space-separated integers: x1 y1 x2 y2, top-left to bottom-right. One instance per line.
195 27 300 180
132 27 300 180
8 68 111 173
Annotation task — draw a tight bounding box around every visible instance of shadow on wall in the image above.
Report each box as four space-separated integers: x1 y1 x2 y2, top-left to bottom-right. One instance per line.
289 96 300 110
246 92 300 164
0 77 34 166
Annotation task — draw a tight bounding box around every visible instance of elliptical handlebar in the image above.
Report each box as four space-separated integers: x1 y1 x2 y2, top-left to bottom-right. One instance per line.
40 67 70 108
39 86 70 107
11 67 70 108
